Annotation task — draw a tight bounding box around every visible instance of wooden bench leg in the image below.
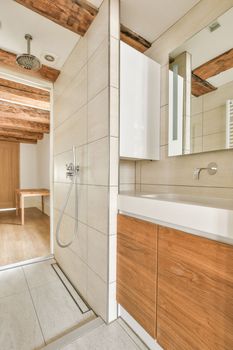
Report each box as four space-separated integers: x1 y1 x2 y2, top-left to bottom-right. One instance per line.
42 196 44 214
21 195 24 225
15 192 19 216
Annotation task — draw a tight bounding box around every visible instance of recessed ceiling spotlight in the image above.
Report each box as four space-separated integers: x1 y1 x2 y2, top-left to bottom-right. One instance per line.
44 54 55 62
209 21 221 33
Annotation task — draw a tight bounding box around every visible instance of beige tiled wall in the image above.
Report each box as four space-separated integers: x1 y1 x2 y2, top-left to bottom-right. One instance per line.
53 0 119 323
191 80 233 153
134 0 233 198
119 160 136 192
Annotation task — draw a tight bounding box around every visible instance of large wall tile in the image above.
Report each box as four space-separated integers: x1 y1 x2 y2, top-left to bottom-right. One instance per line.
54 105 87 155
119 160 135 184
203 132 226 152
110 137 119 186
54 66 87 128
87 268 107 320
88 227 108 282
110 87 119 137
88 38 109 101
109 186 118 235
110 0 120 39
203 106 226 136
54 150 73 183
140 146 233 188
191 113 203 138
54 37 87 99
54 183 87 224
88 88 109 143
88 137 109 185
87 186 108 234
55 243 88 299
87 0 108 59
110 37 119 88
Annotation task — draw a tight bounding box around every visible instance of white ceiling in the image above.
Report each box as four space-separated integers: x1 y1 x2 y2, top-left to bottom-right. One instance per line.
120 0 201 43
171 6 233 70
0 0 203 73
0 0 80 69
171 6 233 87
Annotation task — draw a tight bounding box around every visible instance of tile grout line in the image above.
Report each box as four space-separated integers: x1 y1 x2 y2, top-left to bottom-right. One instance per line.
22 268 47 346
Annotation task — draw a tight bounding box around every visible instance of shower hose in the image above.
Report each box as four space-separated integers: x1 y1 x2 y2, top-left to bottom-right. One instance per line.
56 146 79 248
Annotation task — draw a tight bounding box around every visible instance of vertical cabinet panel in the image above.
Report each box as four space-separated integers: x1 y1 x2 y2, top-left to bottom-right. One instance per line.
157 226 233 350
120 41 160 160
0 141 19 208
117 214 157 338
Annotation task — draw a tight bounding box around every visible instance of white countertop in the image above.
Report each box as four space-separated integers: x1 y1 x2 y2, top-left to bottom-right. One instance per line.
118 192 233 245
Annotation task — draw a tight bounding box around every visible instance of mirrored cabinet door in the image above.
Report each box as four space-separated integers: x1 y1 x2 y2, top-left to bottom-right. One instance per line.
168 7 233 156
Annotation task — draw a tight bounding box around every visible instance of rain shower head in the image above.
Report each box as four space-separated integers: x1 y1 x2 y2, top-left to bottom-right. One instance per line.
16 34 41 71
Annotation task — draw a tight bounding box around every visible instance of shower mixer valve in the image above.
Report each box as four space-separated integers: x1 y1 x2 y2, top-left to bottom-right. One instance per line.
66 163 80 180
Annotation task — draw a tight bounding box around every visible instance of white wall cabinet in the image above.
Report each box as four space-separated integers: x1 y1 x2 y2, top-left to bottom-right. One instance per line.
120 41 161 160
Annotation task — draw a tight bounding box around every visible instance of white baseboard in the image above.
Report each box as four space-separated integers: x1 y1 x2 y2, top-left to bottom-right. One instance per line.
118 305 163 350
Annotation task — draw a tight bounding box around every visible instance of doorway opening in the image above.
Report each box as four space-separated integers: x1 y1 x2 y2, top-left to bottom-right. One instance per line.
0 75 52 268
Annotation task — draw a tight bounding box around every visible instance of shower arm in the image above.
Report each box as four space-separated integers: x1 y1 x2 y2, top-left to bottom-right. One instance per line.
25 34 32 55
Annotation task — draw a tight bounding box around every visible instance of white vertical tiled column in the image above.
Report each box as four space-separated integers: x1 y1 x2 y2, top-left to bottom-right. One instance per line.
107 0 120 323
53 0 120 323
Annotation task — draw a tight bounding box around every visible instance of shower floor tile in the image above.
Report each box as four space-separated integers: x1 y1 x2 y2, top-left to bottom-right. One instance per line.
0 266 28 298
30 280 95 343
0 290 45 350
62 320 148 350
0 259 95 350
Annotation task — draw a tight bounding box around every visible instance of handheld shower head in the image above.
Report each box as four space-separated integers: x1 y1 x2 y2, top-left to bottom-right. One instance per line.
16 34 41 71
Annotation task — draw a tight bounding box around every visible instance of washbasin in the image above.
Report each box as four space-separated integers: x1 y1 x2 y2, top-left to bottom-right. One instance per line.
139 193 233 210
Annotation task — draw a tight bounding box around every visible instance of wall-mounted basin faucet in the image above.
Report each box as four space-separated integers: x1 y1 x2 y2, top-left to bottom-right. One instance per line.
193 162 218 180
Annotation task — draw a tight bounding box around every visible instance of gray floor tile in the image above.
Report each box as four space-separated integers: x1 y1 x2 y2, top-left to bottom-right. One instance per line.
0 267 28 298
23 260 58 289
0 290 45 350
30 280 95 343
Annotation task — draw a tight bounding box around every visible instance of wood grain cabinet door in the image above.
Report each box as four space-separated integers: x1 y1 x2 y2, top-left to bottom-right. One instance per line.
117 214 157 338
157 226 233 350
0 141 19 209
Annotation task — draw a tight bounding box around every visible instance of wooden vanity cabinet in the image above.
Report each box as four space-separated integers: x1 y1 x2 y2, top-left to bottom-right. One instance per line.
117 214 158 338
157 226 233 350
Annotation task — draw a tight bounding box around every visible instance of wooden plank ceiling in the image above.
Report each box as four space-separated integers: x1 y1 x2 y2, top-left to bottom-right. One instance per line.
15 0 98 36
15 0 151 54
191 73 217 97
120 25 151 53
0 49 60 83
0 78 50 144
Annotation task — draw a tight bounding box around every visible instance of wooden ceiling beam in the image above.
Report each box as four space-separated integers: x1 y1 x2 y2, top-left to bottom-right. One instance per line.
192 73 217 97
15 0 98 36
0 78 50 109
0 49 60 83
193 48 233 80
0 128 43 141
120 24 151 53
0 116 49 133
0 100 49 124
0 136 37 144
15 0 151 55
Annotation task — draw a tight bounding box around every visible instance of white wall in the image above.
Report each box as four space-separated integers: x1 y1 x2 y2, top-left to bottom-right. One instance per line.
37 134 50 188
20 143 38 188
19 135 50 213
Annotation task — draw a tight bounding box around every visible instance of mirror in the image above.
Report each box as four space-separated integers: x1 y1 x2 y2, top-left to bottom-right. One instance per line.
168 7 233 156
